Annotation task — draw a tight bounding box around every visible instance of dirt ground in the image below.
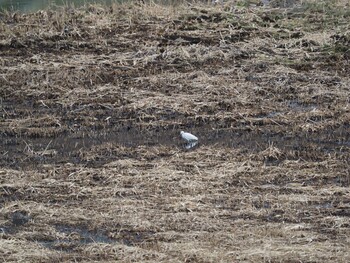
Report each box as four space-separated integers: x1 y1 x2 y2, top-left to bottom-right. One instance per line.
0 0 349 262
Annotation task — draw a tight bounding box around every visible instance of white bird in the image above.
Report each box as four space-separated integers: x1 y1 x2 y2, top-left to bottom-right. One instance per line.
180 131 199 149
180 131 198 142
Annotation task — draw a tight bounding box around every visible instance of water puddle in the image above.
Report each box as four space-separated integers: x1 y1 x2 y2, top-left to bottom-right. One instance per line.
262 0 301 8
0 0 189 13
313 202 333 209
36 224 153 251
11 211 31 226
38 225 114 251
0 211 31 235
0 222 151 251
184 140 199 150
287 100 317 112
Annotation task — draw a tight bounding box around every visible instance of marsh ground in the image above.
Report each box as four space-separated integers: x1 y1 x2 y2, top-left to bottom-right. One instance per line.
0 0 349 262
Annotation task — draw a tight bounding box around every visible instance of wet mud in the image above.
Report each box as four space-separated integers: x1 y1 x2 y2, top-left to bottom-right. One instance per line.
1 125 349 169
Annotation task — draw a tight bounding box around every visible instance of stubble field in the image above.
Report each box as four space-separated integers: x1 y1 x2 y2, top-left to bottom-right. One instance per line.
0 0 349 262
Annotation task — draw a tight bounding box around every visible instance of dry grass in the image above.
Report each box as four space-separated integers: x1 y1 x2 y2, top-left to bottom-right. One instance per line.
0 1 349 262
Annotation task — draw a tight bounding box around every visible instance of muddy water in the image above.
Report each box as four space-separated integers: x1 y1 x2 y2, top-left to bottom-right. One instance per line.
0 0 302 12
1 126 349 169
38 225 115 251
0 0 184 12
1 221 152 250
0 0 121 12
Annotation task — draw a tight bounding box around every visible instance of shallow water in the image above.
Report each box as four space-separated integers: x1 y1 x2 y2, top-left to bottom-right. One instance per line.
0 0 119 12
1 125 349 169
38 224 115 251
37 224 152 250
0 0 181 12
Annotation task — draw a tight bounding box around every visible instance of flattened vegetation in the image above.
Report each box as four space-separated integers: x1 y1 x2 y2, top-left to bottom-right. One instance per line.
0 1 349 262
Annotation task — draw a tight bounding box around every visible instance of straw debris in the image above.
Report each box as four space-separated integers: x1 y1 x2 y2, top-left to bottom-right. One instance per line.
1 1 349 262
